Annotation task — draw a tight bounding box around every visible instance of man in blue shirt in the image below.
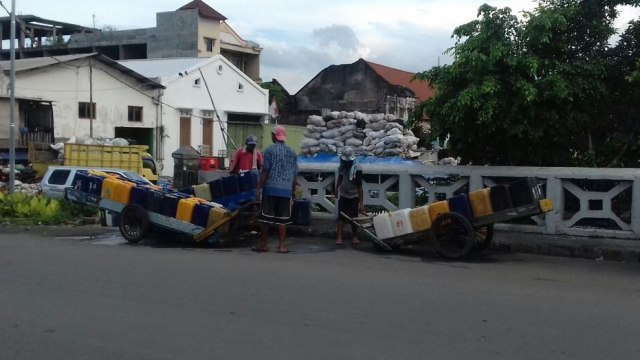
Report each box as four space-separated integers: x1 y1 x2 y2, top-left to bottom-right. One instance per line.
254 125 298 253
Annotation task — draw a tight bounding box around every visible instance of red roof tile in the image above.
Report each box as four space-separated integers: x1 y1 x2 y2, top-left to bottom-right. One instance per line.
365 60 435 102
178 0 227 21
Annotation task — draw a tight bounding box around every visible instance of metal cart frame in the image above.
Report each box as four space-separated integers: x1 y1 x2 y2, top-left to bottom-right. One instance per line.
65 188 253 244
343 199 553 259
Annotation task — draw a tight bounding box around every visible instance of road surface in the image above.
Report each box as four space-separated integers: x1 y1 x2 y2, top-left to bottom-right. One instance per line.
1 228 639 359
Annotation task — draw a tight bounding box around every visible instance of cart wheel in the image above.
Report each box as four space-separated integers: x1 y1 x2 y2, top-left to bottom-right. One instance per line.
119 205 150 243
473 225 494 252
430 212 474 259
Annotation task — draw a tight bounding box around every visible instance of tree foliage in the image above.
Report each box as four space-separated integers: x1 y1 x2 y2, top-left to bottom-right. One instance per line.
260 81 291 114
416 0 640 166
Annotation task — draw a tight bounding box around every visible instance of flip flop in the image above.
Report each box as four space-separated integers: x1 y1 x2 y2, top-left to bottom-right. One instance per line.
334 242 345 247
276 249 292 254
251 246 269 253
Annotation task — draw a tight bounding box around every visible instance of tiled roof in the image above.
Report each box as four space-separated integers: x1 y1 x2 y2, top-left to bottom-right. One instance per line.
178 0 227 21
365 60 435 102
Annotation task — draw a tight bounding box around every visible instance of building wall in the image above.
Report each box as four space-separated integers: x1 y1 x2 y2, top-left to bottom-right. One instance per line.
158 57 268 176
151 10 199 58
68 10 201 59
0 59 159 143
295 59 415 115
197 17 222 56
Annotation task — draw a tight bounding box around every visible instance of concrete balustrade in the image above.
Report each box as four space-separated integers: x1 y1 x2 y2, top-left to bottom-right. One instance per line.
297 162 640 240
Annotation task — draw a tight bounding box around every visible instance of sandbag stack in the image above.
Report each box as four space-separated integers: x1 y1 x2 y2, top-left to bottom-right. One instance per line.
300 111 419 157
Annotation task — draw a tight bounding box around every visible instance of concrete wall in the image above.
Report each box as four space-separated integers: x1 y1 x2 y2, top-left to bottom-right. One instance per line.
68 10 200 59
151 10 199 58
197 17 222 56
158 56 268 176
0 58 159 143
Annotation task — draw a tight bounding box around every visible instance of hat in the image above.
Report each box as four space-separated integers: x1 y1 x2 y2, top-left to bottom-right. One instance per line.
272 125 286 141
245 135 258 145
340 146 356 161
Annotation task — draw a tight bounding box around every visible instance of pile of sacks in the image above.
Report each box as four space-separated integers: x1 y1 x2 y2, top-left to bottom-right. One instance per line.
50 136 131 161
300 111 420 157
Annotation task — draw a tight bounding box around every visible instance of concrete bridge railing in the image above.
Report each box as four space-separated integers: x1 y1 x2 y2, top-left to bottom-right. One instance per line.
296 162 640 240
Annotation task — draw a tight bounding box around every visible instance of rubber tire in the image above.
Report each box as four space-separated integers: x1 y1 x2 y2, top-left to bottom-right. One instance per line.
119 204 150 243
430 212 475 259
472 224 495 252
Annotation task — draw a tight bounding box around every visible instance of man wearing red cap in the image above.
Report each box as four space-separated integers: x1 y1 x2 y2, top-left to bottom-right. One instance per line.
254 125 298 253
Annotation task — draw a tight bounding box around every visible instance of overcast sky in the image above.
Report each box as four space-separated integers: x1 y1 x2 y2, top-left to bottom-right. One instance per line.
6 0 640 93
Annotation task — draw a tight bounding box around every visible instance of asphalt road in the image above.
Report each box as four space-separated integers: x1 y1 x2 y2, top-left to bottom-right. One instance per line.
1 228 639 360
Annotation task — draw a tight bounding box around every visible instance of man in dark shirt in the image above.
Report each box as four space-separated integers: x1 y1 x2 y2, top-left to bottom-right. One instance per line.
335 146 364 246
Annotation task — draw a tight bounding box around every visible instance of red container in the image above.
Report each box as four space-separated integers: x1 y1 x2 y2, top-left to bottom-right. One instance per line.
199 157 219 171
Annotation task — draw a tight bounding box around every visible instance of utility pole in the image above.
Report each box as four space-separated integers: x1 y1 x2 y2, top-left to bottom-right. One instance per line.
8 0 15 193
89 57 93 138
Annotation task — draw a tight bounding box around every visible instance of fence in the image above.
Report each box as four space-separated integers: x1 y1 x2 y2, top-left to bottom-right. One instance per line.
296 162 640 239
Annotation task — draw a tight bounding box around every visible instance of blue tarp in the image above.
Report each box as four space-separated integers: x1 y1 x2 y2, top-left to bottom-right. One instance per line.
297 153 421 166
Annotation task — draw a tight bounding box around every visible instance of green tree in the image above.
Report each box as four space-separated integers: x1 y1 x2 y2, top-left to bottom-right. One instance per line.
416 0 640 166
260 80 291 114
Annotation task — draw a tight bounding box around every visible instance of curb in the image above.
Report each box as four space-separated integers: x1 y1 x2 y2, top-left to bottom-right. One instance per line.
288 223 640 263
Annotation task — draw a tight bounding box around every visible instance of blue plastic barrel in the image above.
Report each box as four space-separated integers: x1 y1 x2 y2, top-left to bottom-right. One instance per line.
222 175 240 196
144 190 164 213
162 194 181 218
490 185 513 212
238 170 259 192
192 203 213 227
448 194 473 219
208 178 225 199
72 172 90 193
508 178 543 207
88 175 103 196
292 199 311 225
130 186 148 207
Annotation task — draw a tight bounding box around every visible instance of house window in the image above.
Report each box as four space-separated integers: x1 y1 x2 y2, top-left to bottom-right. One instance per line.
128 106 143 122
78 102 96 119
204 37 215 52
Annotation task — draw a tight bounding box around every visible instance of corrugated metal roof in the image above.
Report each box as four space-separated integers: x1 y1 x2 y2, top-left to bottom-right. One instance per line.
0 53 93 72
118 57 209 79
366 60 435 102
0 53 164 89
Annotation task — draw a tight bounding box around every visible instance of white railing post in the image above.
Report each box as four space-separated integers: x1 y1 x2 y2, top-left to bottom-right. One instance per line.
632 179 640 237
469 173 484 191
398 172 414 209
545 177 563 234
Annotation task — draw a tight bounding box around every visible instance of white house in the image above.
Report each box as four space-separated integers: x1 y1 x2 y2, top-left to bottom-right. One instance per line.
119 55 269 176
0 53 164 155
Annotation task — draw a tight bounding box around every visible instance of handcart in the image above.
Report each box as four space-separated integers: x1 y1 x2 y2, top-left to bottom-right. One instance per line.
342 198 554 259
65 188 254 245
